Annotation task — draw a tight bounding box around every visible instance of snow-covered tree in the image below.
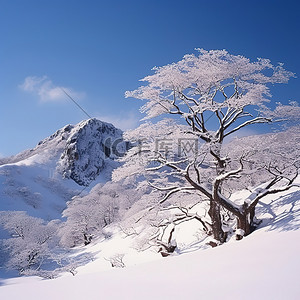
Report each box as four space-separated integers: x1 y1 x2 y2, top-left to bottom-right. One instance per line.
0 211 59 273
59 182 138 247
115 49 300 245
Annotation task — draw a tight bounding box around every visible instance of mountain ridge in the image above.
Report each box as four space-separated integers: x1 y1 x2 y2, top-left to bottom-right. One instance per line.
0 118 125 219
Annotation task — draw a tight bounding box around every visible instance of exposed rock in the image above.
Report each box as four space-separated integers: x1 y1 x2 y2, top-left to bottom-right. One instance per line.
57 118 127 186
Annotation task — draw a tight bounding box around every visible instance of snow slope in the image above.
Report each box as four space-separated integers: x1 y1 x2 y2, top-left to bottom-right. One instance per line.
2 230 299 300
1 179 299 299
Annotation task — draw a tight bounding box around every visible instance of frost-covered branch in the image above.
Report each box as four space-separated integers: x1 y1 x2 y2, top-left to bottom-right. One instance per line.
248 165 299 212
224 117 272 138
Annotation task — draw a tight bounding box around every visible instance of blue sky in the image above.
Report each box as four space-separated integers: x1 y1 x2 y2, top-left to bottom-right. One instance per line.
0 0 299 157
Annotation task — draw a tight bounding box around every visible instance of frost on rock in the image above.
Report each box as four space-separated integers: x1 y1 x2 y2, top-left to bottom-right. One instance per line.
57 118 126 186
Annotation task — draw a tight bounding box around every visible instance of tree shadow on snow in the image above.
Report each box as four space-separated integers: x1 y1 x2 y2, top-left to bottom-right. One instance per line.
256 190 300 232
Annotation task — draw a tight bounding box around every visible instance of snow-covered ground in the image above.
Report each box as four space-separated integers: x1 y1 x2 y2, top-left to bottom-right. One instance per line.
0 155 81 220
1 180 299 300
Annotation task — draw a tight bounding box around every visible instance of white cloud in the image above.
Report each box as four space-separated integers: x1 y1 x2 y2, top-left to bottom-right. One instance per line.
19 76 85 102
225 127 259 144
0 152 7 159
96 112 140 131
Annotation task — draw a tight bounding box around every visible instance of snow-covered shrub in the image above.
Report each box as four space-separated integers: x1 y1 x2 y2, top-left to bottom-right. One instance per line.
59 182 139 247
0 211 59 274
105 253 125 268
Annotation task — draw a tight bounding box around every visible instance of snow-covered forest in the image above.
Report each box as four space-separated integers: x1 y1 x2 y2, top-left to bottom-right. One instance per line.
0 49 300 299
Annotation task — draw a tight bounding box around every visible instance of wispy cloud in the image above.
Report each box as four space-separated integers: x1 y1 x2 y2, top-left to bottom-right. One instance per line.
96 112 140 131
19 76 85 102
225 127 259 144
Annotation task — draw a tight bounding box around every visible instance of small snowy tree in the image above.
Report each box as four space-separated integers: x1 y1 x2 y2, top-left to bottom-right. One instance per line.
59 182 137 247
0 211 59 273
115 49 300 245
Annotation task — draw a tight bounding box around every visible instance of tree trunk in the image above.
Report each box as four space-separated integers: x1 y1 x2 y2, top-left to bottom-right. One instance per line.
84 233 92 245
236 202 254 240
208 200 227 243
158 227 177 257
209 143 228 244
236 213 251 240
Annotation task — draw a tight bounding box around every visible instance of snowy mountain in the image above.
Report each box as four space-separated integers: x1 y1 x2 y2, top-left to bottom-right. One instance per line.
0 118 125 220
0 121 299 299
58 118 126 186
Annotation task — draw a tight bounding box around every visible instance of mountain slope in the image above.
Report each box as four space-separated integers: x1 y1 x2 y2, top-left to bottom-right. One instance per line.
0 118 124 220
1 180 299 299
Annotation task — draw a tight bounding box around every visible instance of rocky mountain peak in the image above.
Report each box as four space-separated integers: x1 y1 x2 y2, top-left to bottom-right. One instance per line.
57 118 127 186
